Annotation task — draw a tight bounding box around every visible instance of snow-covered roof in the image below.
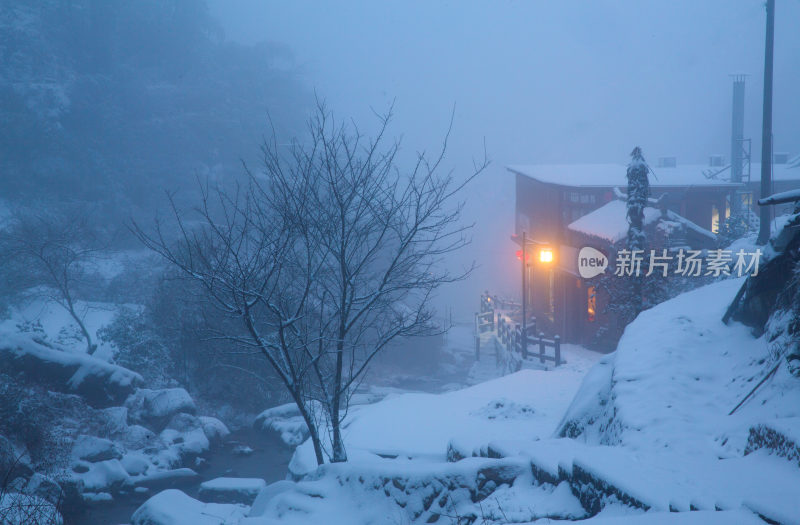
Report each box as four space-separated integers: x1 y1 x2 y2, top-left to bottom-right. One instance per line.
567 200 662 242
567 199 716 243
508 163 800 188
663 209 717 241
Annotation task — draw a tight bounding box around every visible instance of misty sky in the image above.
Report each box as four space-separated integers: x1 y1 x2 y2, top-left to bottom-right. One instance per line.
208 0 800 317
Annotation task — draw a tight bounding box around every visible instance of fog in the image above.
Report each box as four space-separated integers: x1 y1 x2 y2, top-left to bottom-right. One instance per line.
3 3 800 523
210 0 800 317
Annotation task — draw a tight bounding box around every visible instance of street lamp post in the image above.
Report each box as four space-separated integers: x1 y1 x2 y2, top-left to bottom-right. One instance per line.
522 231 528 358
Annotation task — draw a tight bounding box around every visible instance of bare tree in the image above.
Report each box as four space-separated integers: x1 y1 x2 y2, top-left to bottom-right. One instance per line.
1 208 102 355
134 101 487 464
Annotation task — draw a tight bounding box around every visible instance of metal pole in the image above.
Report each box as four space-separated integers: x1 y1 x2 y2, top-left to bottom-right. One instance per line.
757 0 775 245
521 231 527 358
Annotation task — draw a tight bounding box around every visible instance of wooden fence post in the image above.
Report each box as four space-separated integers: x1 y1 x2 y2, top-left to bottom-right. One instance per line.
554 334 561 367
539 332 545 364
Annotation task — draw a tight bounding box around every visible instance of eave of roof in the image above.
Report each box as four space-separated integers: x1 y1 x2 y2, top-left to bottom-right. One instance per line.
508 163 800 189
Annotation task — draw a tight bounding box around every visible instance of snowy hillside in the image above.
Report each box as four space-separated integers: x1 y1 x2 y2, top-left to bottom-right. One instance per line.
129 277 800 524
558 277 800 455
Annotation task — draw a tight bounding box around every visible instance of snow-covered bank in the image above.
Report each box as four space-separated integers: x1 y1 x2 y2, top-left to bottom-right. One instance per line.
558 277 800 457
131 278 800 524
0 313 235 520
289 347 602 475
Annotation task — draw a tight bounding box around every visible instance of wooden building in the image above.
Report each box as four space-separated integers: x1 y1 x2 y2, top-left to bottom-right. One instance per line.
508 157 800 347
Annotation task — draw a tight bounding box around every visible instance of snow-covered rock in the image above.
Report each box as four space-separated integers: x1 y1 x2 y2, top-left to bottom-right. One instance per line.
159 427 210 460
131 489 246 525
254 403 310 446
247 480 296 517
0 333 142 407
75 458 130 492
121 451 151 476
24 473 63 505
119 424 158 450
73 434 123 463
132 468 198 490
198 477 266 505
198 416 230 444
249 456 585 524
125 388 196 430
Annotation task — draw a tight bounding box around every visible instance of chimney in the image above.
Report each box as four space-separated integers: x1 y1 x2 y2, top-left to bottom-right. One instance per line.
730 75 746 183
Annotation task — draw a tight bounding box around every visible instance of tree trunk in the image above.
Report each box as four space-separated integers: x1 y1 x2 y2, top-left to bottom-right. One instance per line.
292 391 325 466
330 337 347 463
66 298 96 355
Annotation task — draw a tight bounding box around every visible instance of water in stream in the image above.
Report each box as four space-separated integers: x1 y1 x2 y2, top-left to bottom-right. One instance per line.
69 427 292 525
70 324 477 524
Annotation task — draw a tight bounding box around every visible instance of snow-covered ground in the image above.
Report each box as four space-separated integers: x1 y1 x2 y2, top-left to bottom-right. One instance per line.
289 346 601 472
0 297 128 361
130 276 800 524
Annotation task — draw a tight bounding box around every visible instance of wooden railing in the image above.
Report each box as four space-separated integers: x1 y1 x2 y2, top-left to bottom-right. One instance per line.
495 315 561 366
475 291 562 367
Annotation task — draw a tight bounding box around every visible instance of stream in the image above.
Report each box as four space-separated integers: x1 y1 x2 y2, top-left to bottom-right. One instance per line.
69 427 292 525
69 325 476 525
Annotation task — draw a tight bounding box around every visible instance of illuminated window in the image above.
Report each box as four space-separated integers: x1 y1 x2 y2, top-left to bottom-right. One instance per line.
740 192 753 210
587 286 596 322
711 205 720 234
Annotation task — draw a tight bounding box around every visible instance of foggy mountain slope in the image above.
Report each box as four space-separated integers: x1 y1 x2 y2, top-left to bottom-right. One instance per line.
0 0 308 217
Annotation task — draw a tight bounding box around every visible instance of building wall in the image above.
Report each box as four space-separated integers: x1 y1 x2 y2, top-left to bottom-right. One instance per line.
514 169 800 347
514 174 564 243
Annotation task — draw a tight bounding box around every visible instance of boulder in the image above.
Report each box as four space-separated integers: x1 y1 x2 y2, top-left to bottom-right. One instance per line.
121 425 157 450
198 416 230 445
254 403 309 446
166 413 202 433
25 472 64 505
75 459 130 493
73 435 123 463
121 452 151 476
131 489 246 525
248 480 296 517
125 388 196 431
198 477 266 505
0 334 142 408
132 468 198 491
